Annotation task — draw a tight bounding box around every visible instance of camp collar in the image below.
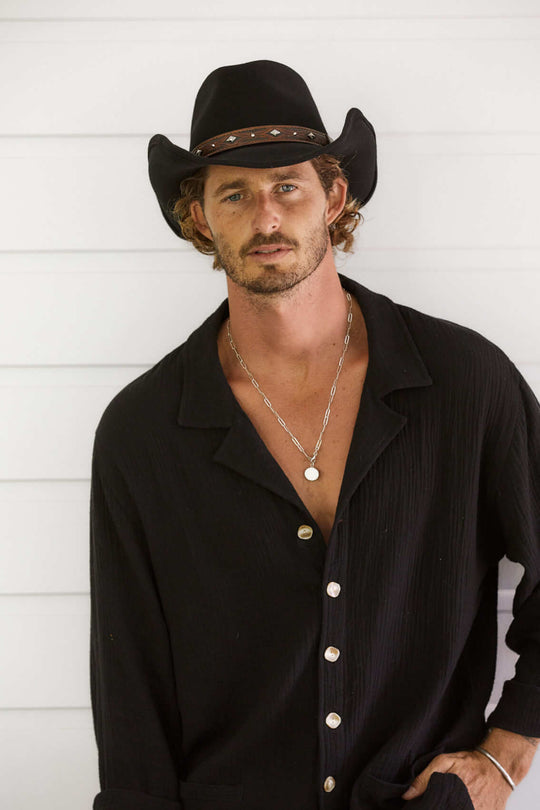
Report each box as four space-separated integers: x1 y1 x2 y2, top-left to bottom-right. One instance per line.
176 272 433 428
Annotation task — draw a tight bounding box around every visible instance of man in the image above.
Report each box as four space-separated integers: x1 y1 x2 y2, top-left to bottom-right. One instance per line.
90 60 540 810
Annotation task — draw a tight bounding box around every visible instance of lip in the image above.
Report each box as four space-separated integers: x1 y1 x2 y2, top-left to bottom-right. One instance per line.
249 244 292 255
248 246 293 262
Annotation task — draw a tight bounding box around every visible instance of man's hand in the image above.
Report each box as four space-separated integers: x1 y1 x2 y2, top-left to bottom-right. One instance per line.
401 749 513 809
401 727 538 808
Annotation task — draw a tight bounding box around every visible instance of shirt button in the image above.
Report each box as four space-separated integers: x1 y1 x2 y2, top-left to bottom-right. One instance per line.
325 712 342 728
326 581 341 597
323 776 336 792
324 646 340 662
297 524 313 540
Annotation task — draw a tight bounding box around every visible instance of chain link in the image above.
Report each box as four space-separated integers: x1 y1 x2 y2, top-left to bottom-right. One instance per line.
226 290 353 467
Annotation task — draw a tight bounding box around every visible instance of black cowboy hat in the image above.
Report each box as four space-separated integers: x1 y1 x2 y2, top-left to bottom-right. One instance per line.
147 59 377 240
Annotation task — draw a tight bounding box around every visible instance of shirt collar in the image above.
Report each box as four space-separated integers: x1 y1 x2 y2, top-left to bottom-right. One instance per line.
176 272 433 428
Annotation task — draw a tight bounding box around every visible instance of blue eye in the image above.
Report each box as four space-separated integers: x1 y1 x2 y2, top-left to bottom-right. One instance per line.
223 185 295 202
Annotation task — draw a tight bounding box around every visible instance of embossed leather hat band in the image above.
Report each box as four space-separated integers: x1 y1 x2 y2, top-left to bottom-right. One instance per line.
148 59 377 240
192 125 331 158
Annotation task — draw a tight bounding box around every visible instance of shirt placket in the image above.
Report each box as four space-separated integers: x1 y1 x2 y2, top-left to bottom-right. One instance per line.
317 513 348 806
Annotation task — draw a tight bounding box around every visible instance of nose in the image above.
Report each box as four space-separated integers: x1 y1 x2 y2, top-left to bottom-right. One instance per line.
251 192 280 234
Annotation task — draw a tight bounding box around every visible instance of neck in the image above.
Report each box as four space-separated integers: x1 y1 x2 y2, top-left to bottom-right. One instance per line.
220 264 358 386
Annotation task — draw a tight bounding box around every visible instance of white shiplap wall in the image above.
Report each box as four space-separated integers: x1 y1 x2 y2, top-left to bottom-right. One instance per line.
1 2 539 808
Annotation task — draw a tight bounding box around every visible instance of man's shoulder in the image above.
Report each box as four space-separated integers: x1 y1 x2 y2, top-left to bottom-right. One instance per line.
93 298 227 454
394 297 518 385
346 276 518 387
383 295 529 443
93 341 187 456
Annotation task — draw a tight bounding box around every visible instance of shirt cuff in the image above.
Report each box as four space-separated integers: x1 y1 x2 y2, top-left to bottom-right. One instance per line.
486 681 540 738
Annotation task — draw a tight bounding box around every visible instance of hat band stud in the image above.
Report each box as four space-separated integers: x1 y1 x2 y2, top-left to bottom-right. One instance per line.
192 124 330 158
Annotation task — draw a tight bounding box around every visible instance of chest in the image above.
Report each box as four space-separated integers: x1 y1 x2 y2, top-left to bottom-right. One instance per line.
226 361 367 545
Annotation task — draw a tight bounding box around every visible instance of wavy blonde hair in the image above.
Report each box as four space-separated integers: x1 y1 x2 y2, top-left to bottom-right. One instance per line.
168 154 365 270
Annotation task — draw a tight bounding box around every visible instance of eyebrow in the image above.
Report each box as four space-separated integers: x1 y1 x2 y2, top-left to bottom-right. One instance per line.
212 170 305 198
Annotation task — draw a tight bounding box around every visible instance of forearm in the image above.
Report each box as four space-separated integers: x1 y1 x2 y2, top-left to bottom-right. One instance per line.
479 726 540 785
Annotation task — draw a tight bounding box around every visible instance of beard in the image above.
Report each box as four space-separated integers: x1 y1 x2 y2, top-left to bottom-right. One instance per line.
211 215 330 296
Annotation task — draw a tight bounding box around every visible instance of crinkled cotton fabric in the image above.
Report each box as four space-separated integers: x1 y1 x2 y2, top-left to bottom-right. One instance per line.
90 274 540 810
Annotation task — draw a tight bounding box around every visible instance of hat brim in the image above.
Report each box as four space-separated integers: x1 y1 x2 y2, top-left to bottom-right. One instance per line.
148 107 377 240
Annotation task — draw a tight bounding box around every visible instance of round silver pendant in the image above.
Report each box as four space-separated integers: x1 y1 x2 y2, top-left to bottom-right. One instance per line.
304 466 320 481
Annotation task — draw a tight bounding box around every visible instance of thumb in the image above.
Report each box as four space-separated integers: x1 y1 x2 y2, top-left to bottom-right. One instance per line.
402 767 433 800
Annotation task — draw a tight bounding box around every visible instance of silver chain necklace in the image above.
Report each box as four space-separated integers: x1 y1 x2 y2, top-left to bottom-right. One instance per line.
226 290 353 482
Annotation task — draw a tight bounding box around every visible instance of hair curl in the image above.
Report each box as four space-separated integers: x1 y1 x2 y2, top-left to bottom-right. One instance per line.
168 154 364 270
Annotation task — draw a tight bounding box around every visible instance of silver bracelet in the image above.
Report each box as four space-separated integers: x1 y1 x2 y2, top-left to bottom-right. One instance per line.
474 746 516 790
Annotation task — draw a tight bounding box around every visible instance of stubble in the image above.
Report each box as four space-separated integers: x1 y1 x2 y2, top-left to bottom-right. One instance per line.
212 216 331 298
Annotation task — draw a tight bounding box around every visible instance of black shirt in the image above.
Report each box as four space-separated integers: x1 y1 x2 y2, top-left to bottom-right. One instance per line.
90 273 540 810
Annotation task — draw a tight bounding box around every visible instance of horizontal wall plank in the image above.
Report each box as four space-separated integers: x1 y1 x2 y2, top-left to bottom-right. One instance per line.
0 708 98 810
1 31 539 134
0 372 144 480
0 596 90 707
2 17 540 41
2 18 540 42
1 270 539 367
0 476 527 594
0 268 227 366
2 0 540 20
0 482 90 594
2 147 540 250
359 271 540 364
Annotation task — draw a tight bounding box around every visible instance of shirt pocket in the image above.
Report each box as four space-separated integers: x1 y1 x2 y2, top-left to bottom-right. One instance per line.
360 772 411 807
363 770 473 810
409 772 473 809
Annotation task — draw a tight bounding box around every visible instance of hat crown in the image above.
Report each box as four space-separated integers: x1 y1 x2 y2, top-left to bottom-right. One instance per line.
189 60 327 150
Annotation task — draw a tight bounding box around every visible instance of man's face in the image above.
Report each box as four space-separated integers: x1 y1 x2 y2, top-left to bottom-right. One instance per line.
190 160 345 296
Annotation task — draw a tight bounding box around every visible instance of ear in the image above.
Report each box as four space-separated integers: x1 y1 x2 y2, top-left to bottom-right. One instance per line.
190 200 213 240
325 177 348 227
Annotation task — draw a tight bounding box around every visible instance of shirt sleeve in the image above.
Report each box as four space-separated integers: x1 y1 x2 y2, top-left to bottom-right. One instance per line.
485 368 540 738
90 430 184 810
